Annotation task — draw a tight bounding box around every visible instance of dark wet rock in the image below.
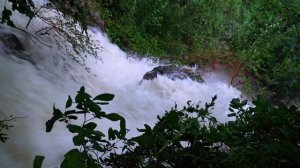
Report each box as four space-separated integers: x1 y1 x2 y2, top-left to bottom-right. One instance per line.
0 33 24 52
143 65 204 83
0 32 35 65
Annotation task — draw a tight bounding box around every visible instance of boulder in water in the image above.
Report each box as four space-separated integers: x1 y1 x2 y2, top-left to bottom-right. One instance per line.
0 33 24 52
0 32 36 65
143 65 204 83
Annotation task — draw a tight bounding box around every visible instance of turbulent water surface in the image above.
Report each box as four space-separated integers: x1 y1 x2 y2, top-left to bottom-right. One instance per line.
0 3 242 167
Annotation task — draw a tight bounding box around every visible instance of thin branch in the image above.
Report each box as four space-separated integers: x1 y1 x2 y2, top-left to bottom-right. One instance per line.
26 6 43 28
0 115 27 122
13 26 52 47
228 62 245 88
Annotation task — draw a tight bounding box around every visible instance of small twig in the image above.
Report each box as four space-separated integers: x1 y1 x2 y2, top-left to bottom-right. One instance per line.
13 26 52 47
25 6 43 28
1 115 27 122
85 116 96 123
228 62 245 88
99 140 121 159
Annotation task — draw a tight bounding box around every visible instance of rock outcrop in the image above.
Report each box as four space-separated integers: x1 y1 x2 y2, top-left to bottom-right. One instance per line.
142 65 204 83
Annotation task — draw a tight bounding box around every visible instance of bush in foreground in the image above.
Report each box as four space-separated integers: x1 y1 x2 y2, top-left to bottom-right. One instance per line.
34 87 300 168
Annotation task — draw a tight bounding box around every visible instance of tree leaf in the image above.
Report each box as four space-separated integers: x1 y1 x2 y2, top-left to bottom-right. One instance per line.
79 86 85 93
53 105 63 118
45 117 56 132
1 8 16 27
60 149 85 168
227 113 236 117
93 93 115 101
105 113 122 121
67 125 81 133
83 122 97 130
67 115 78 120
108 128 116 140
119 118 126 138
91 141 105 152
75 87 86 103
33 155 44 168
73 135 85 146
89 103 101 113
92 130 105 139
66 96 72 108
65 110 76 115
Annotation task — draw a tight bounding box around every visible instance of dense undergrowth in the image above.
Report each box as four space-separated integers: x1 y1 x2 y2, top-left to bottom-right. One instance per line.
95 0 300 103
34 88 300 168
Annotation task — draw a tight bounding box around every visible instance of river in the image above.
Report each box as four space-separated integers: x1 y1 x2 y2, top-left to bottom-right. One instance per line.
0 2 242 167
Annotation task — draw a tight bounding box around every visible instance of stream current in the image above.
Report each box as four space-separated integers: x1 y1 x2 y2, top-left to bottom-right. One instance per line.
0 3 242 167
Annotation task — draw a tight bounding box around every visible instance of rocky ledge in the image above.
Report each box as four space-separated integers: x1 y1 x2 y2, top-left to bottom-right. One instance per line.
142 65 204 83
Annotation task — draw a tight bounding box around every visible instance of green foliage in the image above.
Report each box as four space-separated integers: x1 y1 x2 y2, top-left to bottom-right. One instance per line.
33 155 45 168
98 0 241 58
43 86 126 168
48 0 92 31
37 88 300 167
223 96 300 167
232 0 300 102
96 0 299 102
1 0 35 27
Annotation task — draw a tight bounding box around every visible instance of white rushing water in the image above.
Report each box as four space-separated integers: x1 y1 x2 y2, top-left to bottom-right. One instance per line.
0 2 242 167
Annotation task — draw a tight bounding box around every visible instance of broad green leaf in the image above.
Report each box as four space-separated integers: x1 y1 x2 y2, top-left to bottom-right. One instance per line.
67 115 78 120
105 113 122 121
108 128 116 140
131 134 153 147
165 111 180 128
1 8 16 27
67 125 81 133
83 122 97 130
144 124 151 132
65 110 76 115
92 130 105 138
89 103 101 113
79 86 85 93
93 93 115 101
33 155 44 168
45 118 56 132
73 135 85 146
91 141 105 152
227 113 236 117
137 124 151 133
94 111 106 118
53 105 63 118
75 87 87 103
60 149 85 168
66 96 72 108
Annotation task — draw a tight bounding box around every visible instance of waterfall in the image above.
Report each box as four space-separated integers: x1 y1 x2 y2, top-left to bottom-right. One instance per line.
0 2 242 167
